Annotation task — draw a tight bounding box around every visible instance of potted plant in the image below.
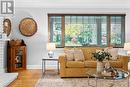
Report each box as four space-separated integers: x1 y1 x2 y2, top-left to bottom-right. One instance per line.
92 49 112 73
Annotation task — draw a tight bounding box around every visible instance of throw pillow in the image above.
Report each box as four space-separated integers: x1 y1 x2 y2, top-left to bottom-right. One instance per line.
74 50 85 61
65 50 74 61
108 48 118 60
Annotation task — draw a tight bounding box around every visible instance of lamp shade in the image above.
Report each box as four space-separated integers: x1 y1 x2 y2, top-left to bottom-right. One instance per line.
124 43 130 51
46 43 56 51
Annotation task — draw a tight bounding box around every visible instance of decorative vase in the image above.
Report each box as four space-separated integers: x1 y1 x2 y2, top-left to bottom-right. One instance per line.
97 61 104 73
104 60 110 69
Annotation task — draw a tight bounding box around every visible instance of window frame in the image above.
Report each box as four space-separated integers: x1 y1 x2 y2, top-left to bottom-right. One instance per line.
48 14 125 48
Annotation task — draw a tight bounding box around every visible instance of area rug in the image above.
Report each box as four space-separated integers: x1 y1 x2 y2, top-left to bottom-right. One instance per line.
35 70 129 87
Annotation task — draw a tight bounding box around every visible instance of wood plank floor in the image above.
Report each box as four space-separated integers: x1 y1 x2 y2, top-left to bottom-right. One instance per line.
8 69 42 87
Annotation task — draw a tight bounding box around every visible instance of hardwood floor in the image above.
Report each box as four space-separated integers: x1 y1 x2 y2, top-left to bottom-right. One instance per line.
8 69 42 87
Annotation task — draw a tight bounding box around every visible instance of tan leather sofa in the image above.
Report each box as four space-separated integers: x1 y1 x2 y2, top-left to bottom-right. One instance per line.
59 47 129 77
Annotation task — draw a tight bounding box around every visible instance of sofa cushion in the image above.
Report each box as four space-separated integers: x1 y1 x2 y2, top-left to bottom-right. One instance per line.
84 60 122 68
105 61 123 68
74 50 85 61
66 61 85 68
81 47 101 60
84 61 97 68
65 50 74 61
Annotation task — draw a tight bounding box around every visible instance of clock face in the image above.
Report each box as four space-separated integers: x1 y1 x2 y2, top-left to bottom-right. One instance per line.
3 18 11 36
19 18 37 37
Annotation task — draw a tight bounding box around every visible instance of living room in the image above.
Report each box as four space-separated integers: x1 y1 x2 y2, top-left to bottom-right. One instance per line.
0 0 130 87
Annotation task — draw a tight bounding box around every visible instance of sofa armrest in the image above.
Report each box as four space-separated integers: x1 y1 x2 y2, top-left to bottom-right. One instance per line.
59 54 66 77
118 55 129 71
59 54 66 68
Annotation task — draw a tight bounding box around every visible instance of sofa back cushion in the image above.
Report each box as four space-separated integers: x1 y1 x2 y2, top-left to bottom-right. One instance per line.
64 47 102 60
64 48 85 61
74 49 85 61
65 50 74 61
81 47 102 60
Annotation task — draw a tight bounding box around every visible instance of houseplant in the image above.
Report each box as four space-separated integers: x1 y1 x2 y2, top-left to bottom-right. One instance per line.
92 49 112 73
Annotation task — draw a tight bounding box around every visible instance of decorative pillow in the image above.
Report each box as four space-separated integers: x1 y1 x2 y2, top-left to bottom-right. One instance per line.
65 50 74 61
108 48 118 60
74 50 85 61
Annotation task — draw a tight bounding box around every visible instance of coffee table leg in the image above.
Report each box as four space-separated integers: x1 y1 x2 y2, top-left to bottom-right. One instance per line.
128 77 129 87
44 60 45 74
87 75 90 86
57 61 59 74
95 77 97 87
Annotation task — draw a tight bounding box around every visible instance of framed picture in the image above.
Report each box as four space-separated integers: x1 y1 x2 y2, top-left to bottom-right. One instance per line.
3 18 11 36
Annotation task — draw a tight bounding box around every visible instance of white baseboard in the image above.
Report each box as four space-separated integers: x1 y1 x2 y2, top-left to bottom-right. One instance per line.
27 65 58 69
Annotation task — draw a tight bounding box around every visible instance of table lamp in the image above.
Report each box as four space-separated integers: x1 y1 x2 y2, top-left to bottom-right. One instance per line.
46 43 56 58
124 43 130 55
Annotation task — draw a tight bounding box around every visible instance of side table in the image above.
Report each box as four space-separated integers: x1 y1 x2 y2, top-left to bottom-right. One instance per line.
42 58 59 76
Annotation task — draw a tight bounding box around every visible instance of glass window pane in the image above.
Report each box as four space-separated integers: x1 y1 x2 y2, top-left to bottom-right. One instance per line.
71 16 76 24
77 16 83 24
50 16 62 47
101 16 107 45
65 16 70 24
90 16 97 45
110 16 122 46
84 16 88 23
65 16 83 46
65 16 98 46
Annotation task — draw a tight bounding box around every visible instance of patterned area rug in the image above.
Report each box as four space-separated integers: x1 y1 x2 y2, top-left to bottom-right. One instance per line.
35 70 129 87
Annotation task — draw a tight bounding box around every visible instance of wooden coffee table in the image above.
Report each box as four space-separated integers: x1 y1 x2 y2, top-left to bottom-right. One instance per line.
86 69 129 87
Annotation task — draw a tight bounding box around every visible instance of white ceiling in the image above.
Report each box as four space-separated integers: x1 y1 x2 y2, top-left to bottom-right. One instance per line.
15 0 130 8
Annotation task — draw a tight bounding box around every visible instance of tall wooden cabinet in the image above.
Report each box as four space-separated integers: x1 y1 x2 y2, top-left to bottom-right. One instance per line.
7 39 26 72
